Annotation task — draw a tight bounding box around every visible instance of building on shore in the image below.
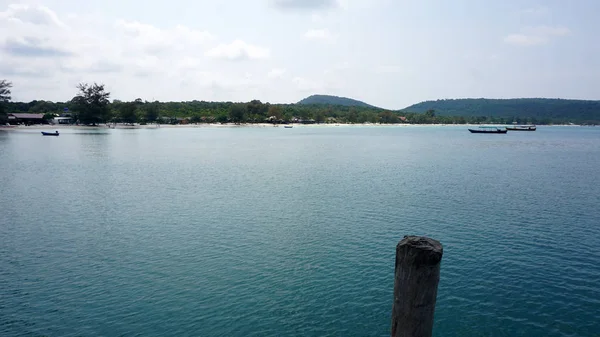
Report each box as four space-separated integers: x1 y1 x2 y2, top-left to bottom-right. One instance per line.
53 116 73 124
7 113 47 125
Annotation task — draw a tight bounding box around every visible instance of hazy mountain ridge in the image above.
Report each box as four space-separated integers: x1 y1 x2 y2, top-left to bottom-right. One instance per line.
297 95 379 108
403 98 600 122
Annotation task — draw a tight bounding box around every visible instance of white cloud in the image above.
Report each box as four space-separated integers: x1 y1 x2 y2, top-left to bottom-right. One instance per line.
0 3 269 100
0 7 219 73
205 40 270 61
115 20 215 55
270 0 386 11
268 68 287 79
270 0 339 11
0 4 66 27
0 58 57 77
504 25 570 46
0 2 595 108
303 28 334 40
2 36 73 57
0 4 76 58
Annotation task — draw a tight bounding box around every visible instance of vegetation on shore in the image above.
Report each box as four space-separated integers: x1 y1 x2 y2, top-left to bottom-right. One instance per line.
1 79 598 125
405 98 600 125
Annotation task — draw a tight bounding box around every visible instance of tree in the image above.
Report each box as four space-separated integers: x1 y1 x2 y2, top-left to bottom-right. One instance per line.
29 100 56 114
119 102 138 124
299 107 311 121
71 82 110 125
347 108 358 123
216 114 228 124
314 110 326 123
0 79 12 122
228 104 246 124
378 110 398 124
358 111 375 123
190 114 202 123
0 79 12 102
267 105 283 120
246 99 266 119
2 93 597 126
143 101 160 124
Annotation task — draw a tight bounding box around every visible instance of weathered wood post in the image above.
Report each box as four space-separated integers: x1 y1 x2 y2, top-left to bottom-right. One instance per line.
391 236 443 337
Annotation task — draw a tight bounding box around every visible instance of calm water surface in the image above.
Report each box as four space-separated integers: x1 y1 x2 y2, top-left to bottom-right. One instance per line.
1 125 599 336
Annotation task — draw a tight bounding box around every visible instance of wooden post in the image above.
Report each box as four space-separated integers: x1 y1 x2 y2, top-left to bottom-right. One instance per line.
391 236 443 337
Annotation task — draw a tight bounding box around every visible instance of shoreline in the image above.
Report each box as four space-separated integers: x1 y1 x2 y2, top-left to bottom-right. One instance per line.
0 123 591 131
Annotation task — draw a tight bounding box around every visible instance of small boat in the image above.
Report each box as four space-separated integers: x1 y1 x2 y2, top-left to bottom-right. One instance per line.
506 125 536 131
41 131 59 136
468 126 507 134
284 125 293 128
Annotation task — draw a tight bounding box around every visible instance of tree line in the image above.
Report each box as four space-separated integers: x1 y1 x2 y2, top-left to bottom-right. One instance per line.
406 98 600 125
1 80 595 125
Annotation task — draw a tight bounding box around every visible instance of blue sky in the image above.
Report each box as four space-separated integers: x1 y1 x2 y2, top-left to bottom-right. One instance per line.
0 0 598 109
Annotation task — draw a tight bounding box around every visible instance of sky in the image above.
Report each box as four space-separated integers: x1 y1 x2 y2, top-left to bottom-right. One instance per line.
0 0 599 109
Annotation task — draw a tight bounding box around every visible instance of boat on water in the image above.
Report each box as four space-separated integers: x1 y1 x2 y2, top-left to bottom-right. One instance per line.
506 125 536 131
468 126 507 134
41 131 59 136
284 125 293 128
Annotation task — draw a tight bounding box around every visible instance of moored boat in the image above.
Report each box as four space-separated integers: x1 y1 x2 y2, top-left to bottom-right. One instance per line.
468 126 507 134
41 131 59 136
506 125 536 131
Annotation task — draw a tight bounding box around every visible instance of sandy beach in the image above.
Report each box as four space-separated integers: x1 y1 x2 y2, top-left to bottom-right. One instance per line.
0 123 586 131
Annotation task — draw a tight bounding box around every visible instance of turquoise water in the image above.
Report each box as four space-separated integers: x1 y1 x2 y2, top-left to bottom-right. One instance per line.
1 126 599 336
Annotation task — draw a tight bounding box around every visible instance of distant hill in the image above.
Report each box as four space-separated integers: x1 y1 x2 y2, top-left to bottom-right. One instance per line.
297 94 379 108
403 98 600 123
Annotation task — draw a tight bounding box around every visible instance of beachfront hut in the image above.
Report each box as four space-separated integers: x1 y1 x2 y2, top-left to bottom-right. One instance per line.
53 116 73 124
7 113 47 125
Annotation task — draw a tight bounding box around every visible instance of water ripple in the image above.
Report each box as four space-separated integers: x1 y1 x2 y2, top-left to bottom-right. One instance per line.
1 126 599 336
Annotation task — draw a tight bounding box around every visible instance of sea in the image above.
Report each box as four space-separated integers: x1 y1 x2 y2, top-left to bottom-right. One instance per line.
1 125 599 337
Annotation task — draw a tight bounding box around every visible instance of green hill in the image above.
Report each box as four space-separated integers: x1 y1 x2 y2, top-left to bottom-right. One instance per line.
403 98 600 123
297 94 379 108
4 96 599 125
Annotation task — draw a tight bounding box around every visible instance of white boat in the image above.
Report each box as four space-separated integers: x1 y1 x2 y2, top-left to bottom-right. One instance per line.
506 125 536 131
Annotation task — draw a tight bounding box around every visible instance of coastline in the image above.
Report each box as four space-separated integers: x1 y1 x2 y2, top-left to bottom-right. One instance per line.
0 123 590 131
